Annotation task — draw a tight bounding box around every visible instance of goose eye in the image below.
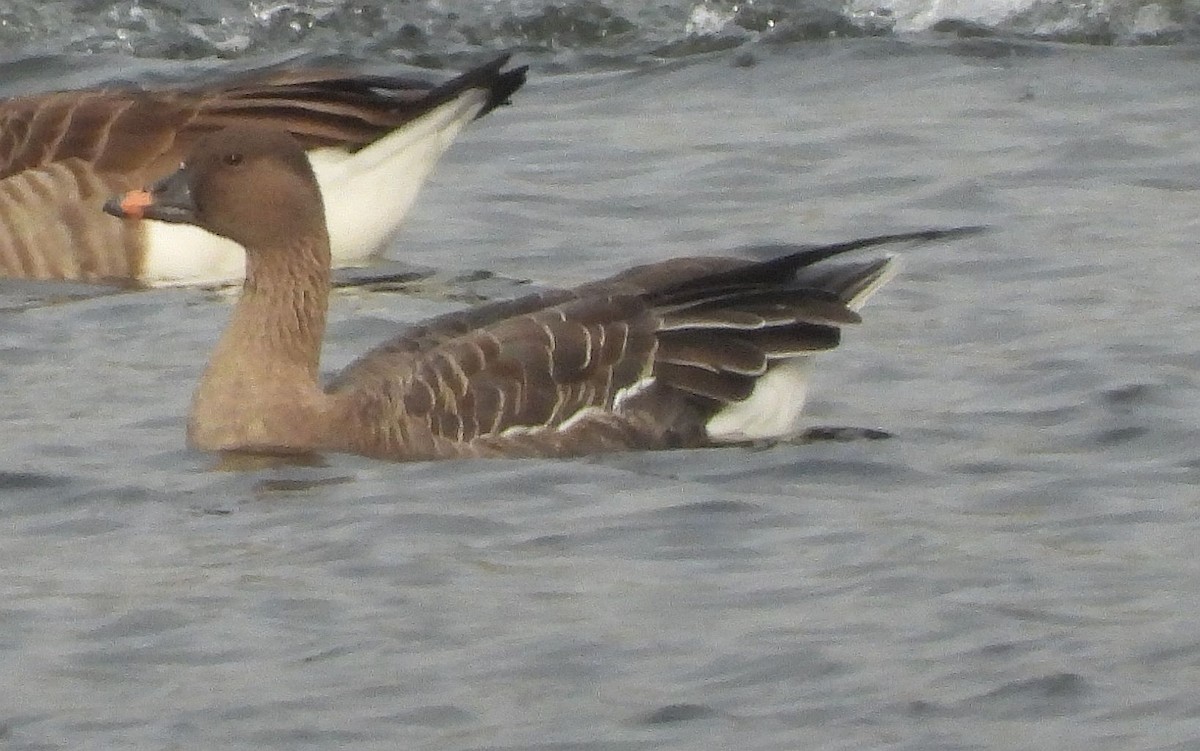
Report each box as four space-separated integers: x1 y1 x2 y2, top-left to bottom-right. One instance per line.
222 152 244 167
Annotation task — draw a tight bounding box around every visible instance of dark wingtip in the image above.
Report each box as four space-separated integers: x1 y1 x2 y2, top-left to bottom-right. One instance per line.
480 63 529 119
427 52 528 121
793 225 987 261
650 226 985 303
745 225 989 274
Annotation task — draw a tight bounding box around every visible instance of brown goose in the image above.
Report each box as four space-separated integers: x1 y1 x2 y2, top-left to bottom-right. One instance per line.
0 55 525 286
105 126 978 462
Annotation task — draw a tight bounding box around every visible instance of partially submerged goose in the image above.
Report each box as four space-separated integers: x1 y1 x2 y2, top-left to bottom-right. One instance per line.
1 55 525 285
106 126 978 462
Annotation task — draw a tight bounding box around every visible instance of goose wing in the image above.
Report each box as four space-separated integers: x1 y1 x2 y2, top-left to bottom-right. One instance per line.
328 228 981 460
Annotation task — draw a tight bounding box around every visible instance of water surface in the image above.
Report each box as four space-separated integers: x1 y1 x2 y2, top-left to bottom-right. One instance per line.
2 27 1200 751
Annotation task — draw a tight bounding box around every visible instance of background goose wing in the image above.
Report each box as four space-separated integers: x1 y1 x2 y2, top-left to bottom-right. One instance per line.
0 54 525 180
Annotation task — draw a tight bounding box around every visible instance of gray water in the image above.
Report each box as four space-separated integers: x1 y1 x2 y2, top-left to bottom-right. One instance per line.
4 37 1200 751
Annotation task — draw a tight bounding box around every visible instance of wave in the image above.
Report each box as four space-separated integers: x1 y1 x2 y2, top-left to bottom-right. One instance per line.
2 0 1196 68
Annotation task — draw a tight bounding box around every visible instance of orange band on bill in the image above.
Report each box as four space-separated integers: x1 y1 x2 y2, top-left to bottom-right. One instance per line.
118 189 153 219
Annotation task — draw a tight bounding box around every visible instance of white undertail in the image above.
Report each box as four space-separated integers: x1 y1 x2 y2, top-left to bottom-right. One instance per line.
704 255 900 443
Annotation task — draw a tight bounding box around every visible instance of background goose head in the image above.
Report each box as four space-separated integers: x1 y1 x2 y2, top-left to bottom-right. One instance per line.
106 126 328 257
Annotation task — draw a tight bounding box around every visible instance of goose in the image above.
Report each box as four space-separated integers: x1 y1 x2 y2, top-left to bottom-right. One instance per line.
104 125 979 462
0 55 525 286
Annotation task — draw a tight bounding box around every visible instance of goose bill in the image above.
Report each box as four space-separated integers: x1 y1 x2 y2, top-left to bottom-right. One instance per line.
103 168 196 224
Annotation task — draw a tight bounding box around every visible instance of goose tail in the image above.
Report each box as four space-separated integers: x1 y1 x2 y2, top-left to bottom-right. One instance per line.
642 228 982 443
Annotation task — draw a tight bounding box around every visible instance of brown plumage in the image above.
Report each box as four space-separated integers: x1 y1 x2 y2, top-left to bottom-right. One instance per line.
0 55 526 284
105 125 980 462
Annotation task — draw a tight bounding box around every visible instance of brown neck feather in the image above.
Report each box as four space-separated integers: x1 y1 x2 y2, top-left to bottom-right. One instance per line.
236 236 331 373
188 235 333 453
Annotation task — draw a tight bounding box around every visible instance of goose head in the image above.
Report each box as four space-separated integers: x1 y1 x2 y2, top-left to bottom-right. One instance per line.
105 126 327 256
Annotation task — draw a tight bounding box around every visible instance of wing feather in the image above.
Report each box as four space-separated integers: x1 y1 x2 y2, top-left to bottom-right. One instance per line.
328 227 982 459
